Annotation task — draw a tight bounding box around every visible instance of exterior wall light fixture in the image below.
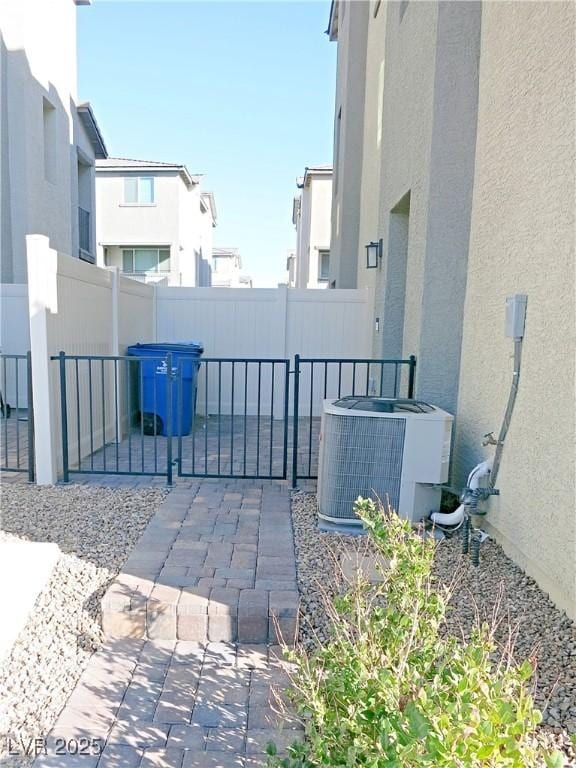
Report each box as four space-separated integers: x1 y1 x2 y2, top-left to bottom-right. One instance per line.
365 238 383 269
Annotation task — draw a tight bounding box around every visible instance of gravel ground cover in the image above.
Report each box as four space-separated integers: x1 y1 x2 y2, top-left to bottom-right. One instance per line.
291 490 576 764
0 482 166 766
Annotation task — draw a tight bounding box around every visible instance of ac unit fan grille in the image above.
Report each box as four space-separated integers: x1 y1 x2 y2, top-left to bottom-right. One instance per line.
319 414 405 520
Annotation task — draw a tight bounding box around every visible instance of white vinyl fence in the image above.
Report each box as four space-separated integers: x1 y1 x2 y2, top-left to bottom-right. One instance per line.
14 238 373 483
155 285 374 417
26 236 154 482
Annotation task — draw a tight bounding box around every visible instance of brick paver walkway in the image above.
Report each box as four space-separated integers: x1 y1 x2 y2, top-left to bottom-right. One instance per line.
35 639 303 767
33 480 305 767
101 482 298 645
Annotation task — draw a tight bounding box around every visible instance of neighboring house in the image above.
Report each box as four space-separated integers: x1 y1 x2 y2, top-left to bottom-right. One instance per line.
328 0 575 619
291 166 332 289
211 247 252 288
0 0 107 283
95 158 216 287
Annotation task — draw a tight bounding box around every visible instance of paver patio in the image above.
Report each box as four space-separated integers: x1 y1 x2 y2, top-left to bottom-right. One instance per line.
61 416 320 484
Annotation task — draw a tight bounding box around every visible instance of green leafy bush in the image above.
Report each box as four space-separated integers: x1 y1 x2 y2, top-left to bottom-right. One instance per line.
271 498 562 768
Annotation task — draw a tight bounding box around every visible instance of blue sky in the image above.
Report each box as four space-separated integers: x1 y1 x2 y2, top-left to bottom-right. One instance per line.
77 1 336 286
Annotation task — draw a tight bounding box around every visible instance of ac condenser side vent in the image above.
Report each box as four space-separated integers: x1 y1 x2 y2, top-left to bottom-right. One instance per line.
318 413 405 522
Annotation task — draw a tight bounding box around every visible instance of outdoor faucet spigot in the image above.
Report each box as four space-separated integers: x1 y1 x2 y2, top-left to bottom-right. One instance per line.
482 431 498 447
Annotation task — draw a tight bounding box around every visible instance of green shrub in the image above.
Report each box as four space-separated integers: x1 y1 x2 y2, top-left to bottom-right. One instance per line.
271 498 563 768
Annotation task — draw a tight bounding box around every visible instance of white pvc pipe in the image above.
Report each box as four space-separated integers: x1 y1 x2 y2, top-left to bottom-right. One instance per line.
467 459 493 491
429 459 493 528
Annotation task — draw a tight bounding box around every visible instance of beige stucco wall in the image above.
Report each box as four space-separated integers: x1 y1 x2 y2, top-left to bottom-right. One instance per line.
356 0 388 295
0 0 95 281
329 0 574 616
294 187 311 289
455 1 576 619
333 1 481 414
307 176 332 288
329 0 369 289
374 1 481 414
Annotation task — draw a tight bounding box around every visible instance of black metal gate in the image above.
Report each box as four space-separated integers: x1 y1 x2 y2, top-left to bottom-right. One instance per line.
54 352 415 486
55 352 290 484
176 358 290 480
0 352 35 482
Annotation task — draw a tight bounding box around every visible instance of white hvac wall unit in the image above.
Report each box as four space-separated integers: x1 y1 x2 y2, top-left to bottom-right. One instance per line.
317 397 453 525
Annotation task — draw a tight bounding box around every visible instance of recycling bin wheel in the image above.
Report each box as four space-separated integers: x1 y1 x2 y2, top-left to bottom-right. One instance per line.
142 412 163 436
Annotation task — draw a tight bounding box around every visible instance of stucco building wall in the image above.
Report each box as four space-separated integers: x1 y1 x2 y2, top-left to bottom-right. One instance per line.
293 171 332 289
329 0 369 289
373 1 481 415
328 0 574 617
455 1 576 618
0 0 94 281
294 186 312 289
331 1 481 416
306 176 332 288
356 0 388 295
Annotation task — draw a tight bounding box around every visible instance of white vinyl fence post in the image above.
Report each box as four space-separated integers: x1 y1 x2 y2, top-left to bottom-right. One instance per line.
26 235 58 485
110 267 120 357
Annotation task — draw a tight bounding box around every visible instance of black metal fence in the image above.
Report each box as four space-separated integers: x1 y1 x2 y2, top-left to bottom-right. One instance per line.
51 352 416 486
291 355 416 486
0 352 35 481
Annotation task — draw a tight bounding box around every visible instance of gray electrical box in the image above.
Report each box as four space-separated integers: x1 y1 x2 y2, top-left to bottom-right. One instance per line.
505 294 527 338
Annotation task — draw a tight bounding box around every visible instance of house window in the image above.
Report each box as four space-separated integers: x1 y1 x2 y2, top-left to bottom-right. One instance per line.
318 249 330 281
121 248 170 273
123 177 155 204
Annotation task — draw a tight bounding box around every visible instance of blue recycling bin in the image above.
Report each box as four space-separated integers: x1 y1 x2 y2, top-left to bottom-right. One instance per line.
127 342 203 437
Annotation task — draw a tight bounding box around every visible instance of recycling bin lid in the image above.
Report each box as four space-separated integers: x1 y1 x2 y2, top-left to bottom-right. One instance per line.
127 341 204 354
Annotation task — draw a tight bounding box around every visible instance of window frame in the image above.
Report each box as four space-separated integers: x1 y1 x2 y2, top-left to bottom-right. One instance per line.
122 176 156 206
318 249 330 282
121 247 170 274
